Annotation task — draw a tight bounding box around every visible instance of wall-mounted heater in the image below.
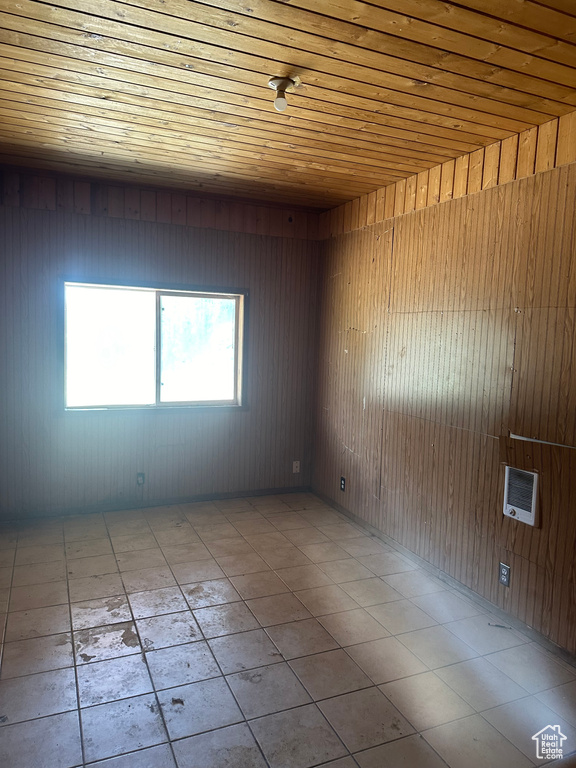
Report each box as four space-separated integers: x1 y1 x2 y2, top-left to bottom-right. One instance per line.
503 466 538 527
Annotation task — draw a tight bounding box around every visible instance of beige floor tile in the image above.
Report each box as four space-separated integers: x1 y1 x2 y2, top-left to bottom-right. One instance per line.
216 553 271 577
251 704 347 768
357 552 417 576
230 570 290 599
1 632 74 678
261 546 312 569
294 584 360 616
247 593 312 626
81 693 168 762
182 578 241 609
12 560 66 587
339 577 402 607
382 571 446 598
268 513 311 531
290 648 372 700
366 599 438 635
232 519 276 536
110 533 158 553
128 585 188 619
485 643 576 693
0 667 77 723
0 566 12 589
77 653 153 706
14 543 65 565
298 542 350 563
345 636 429 684
436 657 530 711
0 588 9 612
381 671 475 730
116 548 167 572
66 554 118 580
319 608 390 646
194 601 260 638
173 723 267 768
537 680 576 727
398 625 478 668
161 541 212 564
137 611 202 650
106 520 152 538
205 538 255 557
320 686 415 752
482 696 576 763
317 558 375 584
318 523 364 542
244 532 292 552
74 621 140 664
9 580 69 611
320 759 358 768
275 564 333 591
146 640 220 690
153 527 200 547
423 714 533 768
157 677 243 740
91 743 177 768
71 594 132 630
122 565 178 593
355 733 450 768
411 590 485 623
209 628 283 674
68 573 125 603
227 661 312 718
265 617 340 660
0 711 82 768
340 538 390 557
445 614 528 655
0 549 15 568
195 523 242 542
171 560 225 586
5 603 70 641
283 528 331 546
65 538 113 559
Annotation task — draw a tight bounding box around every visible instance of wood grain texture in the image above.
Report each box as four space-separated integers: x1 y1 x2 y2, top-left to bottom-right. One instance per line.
0 202 319 517
314 162 576 653
2 1 576 205
0 169 321 239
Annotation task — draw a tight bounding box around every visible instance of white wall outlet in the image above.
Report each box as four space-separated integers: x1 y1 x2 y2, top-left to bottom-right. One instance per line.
292 460 300 474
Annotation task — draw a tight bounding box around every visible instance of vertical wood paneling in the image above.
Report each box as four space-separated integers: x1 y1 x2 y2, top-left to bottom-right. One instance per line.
314 162 576 654
0 203 318 518
517 127 538 179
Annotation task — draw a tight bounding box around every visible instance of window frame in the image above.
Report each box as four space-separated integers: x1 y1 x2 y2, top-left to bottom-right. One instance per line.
63 279 247 412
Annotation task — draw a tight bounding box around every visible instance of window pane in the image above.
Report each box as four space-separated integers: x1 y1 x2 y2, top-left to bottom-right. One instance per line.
160 294 236 402
65 285 156 407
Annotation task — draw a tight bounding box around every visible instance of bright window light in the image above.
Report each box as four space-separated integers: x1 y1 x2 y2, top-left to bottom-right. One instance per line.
64 282 244 409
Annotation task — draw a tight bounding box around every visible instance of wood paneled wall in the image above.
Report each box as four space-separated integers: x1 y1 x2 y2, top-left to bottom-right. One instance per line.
0 168 320 240
319 111 576 238
0 200 319 518
313 162 576 653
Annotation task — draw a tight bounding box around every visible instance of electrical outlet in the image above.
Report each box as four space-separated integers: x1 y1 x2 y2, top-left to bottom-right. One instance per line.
292 460 300 474
340 476 346 491
137 472 145 486
499 562 510 587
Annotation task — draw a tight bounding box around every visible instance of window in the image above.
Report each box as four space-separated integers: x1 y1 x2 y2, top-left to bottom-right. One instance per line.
64 282 245 409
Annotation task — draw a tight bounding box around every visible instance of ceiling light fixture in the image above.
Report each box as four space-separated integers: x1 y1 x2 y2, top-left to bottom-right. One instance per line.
268 76 296 112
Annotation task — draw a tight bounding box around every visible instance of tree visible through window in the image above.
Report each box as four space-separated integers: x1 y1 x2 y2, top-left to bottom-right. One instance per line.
64 282 244 408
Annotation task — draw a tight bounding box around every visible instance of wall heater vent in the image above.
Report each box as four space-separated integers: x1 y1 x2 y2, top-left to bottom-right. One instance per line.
503 466 538 527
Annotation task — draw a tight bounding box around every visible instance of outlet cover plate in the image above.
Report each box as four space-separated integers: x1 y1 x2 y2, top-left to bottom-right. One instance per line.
340 476 346 492
499 562 510 587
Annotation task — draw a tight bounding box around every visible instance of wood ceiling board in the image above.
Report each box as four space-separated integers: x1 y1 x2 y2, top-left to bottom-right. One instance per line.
1 0 575 206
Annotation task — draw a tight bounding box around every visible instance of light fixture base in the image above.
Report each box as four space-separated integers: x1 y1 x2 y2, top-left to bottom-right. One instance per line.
268 76 296 93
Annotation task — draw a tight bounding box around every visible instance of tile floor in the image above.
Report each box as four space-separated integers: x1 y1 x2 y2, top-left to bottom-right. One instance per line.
0 492 575 768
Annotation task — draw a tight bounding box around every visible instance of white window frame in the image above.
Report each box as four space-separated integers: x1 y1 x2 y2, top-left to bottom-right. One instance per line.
64 281 246 410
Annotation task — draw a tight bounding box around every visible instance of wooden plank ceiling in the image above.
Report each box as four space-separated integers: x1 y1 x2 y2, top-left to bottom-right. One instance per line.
1 0 576 209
